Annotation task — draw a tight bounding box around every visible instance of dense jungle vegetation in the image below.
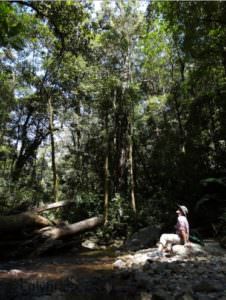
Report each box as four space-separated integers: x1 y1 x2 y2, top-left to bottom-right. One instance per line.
0 0 226 241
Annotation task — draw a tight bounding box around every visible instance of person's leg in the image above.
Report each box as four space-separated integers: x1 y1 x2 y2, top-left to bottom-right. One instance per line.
158 233 170 253
158 234 181 253
148 234 181 258
165 243 173 252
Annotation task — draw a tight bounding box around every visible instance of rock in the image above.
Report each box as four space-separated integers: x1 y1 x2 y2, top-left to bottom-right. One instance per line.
140 292 152 300
172 242 206 257
112 239 124 248
118 270 133 279
132 253 150 266
175 292 194 300
124 225 161 251
195 294 212 300
134 272 152 289
194 280 223 292
112 239 226 300
50 291 66 300
204 240 226 255
113 259 127 269
33 297 52 300
151 291 174 300
167 263 182 273
81 239 98 249
9 269 23 275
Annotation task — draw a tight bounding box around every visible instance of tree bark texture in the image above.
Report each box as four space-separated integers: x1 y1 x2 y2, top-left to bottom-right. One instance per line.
104 114 110 224
48 96 58 202
38 215 103 240
129 124 136 213
33 200 75 213
114 87 129 194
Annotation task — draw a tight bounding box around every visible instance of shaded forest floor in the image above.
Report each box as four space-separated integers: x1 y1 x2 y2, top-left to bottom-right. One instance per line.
0 240 225 300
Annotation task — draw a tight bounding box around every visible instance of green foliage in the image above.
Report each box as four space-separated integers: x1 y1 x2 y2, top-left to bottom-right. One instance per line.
200 177 226 187
0 0 226 241
0 2 24 49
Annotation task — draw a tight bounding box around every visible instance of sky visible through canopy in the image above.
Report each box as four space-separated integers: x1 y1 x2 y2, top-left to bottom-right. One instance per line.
93 0 149 12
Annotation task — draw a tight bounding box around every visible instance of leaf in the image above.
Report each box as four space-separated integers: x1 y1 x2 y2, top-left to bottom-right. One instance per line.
195 195 213 212
200 177 226 187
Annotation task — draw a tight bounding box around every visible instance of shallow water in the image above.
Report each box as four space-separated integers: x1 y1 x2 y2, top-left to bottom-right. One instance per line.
0 249 137 300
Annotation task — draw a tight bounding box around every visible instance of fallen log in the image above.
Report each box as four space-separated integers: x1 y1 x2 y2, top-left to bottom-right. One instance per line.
0 212 51 233
38 215 104 240
32 200 75 213
30 216 104 257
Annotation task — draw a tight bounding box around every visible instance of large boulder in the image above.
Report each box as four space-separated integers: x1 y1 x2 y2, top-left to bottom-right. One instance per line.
172 242 206 257
124 225 161 251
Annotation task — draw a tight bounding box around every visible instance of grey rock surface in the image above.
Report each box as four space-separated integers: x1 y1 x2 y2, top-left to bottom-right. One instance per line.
124 225 161 251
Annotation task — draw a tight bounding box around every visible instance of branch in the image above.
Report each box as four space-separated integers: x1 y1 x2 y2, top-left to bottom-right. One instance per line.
9 1 65 51
32 200 75 213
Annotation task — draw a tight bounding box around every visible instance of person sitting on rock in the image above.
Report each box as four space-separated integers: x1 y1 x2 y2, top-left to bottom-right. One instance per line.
150 205 189 257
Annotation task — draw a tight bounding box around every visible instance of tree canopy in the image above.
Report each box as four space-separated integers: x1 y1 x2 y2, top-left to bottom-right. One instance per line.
0 0 226 238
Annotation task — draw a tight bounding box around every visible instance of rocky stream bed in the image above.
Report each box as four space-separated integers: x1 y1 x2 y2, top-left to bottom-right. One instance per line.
0 240 225 300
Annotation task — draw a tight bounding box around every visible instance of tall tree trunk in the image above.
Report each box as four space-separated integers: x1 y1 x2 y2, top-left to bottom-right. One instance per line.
104 154 109 224
127 43 136 214
129 123 136 213
114 88 128 194
104 115 110 224
172 86 186 153
208 97 220 168
48 96 58 202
